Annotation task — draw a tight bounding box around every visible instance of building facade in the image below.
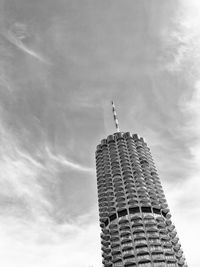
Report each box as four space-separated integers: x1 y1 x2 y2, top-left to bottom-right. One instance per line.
95 131 187 267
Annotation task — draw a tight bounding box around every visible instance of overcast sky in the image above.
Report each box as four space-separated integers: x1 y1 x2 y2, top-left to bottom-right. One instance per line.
0 0 199 266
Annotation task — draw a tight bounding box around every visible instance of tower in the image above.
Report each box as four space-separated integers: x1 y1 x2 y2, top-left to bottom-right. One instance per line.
95 102 187 267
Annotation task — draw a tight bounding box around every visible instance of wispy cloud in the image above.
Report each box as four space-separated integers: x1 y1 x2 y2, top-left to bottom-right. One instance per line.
45 145 94 173
0 113 100 267
0 120 51 220
158 1 200 266
3 25 49 64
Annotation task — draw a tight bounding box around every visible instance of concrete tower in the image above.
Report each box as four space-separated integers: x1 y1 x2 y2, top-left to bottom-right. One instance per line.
95 102 187 267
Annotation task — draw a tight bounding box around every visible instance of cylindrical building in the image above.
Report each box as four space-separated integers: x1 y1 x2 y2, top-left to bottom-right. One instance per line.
95 132 187 267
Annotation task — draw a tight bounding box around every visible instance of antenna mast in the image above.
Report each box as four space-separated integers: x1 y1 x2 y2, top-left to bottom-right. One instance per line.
111 100 120 132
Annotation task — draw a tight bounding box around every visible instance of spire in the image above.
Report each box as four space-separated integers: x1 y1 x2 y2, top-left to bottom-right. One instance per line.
111 100 120 132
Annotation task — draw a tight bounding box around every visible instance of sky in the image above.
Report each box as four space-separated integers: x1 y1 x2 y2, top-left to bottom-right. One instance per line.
0 0 199 266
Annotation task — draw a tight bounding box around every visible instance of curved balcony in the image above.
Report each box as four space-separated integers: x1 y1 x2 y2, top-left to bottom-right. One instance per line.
151 200 160 207
97 178 106 185
126 188 137 194
108 208 116 214
132 221 143 228
120 231 131 238
110 230 119 236
124 261 136 267
116 203 126 210
122 245 133 252
116 195 126 202
134 236 146 244
113 173 122 180
136 250 150 258
113 177 123 184
143 214 154 220
157 222 166 229
166 219 172 226
107 192 114 198
103 255 112 262
114 186 124 193
99 207 108 213
123 173 134 180
118 218 129 224
152 255 165 263
177 258 186 265
137 258 151 265
151 249 164 255
125 186 136 193
173 243 181 251
121 239 132 247
112 168 121 175
109 223 118 229
166 259 177 264
100 212 109 218
104 260 113 267
112 256 122 263
162 243 172 250
121 237 132 244
155 216 165 223
114 181 123 188
107 200 115 207
131 214 142 221
140 200 151 206
128 200 139 207
119 225 131 232
146 227 158 233
122 166 132 173
102 247 111 255
124 177 134 183
160 235 170 242
159 229 168 236
101 239 110 247
144 221 156 228
107 144 114 151
101 234 110 242
110 236 120 243
168 224 175 232
147 233 160 239
127 193 137 199
123 254 135 263
102 251 112 260
169 230 177 238
111 250 121 256
111 243 120 249
116 197 126 203
149 239 161 246
160 203 168 209
102 228 109 234
165 251 175 257
115 191 124 198
118 151 128 157
98 188 107 195
132 228 145 235
112 171 122 177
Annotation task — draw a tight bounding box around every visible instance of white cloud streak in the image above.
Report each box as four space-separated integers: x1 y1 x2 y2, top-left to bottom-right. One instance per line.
160 1 200 266
3 29 49 64
0 114 100 267
45 145 94 173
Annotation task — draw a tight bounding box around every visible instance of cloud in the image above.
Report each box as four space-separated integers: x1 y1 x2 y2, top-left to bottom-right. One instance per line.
0 113 100 267
3 24 49 64
0 209 101 267
0 1 199 267
45 145 94 173
0 118 51 220
157 2 200 265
